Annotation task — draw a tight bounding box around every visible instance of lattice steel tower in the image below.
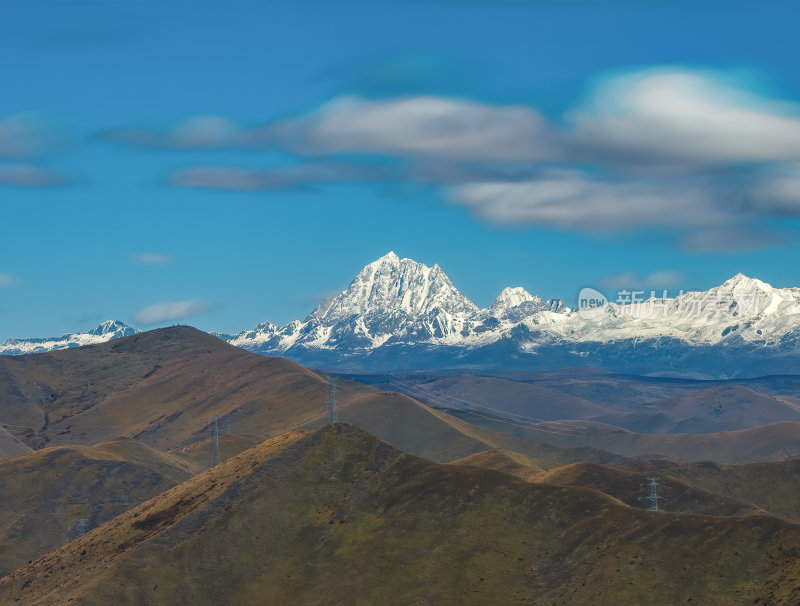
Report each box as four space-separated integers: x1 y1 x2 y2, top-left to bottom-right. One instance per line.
75 518 88 538
210 416 221 467
327 376 337 424
643 476 666 511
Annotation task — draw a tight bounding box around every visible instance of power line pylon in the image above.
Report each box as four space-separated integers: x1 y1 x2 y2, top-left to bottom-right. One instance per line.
210 416 220 467
327 376 337 424
75 518 88 538
642 476 666 511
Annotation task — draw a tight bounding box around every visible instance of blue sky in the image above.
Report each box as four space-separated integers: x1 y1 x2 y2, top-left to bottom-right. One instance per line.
2 0 800 341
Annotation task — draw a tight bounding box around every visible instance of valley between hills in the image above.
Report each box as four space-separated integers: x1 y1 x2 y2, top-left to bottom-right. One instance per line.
0 326 798 604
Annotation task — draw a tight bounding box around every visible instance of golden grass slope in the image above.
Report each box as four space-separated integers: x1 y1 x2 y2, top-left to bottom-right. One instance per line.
452 450 770 518
534 462 761 518
2 424 799 606
422 374 612 420
446 410 800 462
338 390 491 462
0 437 193 576
451 449 553 481
0 426 30 460
619 457 800 523
660 384 800 433
0 327 364 451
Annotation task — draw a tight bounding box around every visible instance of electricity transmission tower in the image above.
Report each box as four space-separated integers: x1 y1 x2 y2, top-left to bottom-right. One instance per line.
327 376 337 424
642 476 666 511
75 518 88 538
210 416 221 467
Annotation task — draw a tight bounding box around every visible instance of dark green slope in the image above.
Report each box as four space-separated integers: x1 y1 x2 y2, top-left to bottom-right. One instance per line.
2 425 798 606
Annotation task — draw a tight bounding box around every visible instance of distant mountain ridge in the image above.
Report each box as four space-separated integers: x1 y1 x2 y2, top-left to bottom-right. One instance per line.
0 320 138 355
225 251 569 353
3 253 800 377
225 252 800 377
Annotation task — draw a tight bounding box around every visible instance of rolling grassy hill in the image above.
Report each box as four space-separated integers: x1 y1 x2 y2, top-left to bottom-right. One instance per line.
451 450 791 519
0 326 365 451
451 449 553 481
659 384 800 433
420 374 612 420
1 424 798 606
2 324 800 604
0 437 192 576
399 371 800 434
441 411 800 463
0 426 30 460
533 462 761 517
4 326 798 466
618 456 800 523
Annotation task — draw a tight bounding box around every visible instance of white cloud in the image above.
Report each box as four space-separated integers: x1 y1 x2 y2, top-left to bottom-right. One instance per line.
752 164 800 215
0 164 71 187
600 270 687 291
449 170 728 231
168 117 240 149
0 273 19 288
681 228 792 252
171 162 393 191
132 252 177 265
448 167 800 250
259 96 555 161
102 69 800 171
0 114 62 158
567 69 800 165
133 299 211 325
104 68 800 251
98 116 241 150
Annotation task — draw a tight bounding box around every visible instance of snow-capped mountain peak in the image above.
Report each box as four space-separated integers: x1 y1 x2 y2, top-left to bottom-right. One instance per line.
309 251 477 324
0 321 139 355
491 286 537 310
88 320 134 336
719 273 773 294
6 255 800 378
492 286 538 307
487 286 568 321
224 256 800 376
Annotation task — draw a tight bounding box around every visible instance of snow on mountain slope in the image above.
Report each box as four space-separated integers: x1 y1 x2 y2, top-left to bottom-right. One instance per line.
229 252 539 352
311 252 477 322
231 252 488 352
4 254 799 376
487 287 567 322
226 253 800 376
491 286 537 310
0 321 139 355
549 272 800 347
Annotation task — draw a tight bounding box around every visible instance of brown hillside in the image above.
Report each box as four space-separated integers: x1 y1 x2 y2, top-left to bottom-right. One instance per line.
338 390 491 462
444 410 800 462
0 327 358 450
0 327 499 466
0 437 192 576
619 456 800 522
534 462 761 517
451 449 552 481
0 426 30 460
421 374 611 420
2 424 799 606
660 384 800 433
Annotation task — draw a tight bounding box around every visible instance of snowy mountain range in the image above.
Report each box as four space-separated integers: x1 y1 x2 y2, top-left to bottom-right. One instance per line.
222 252 800 377
0 320 138 355
2 252 799 377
